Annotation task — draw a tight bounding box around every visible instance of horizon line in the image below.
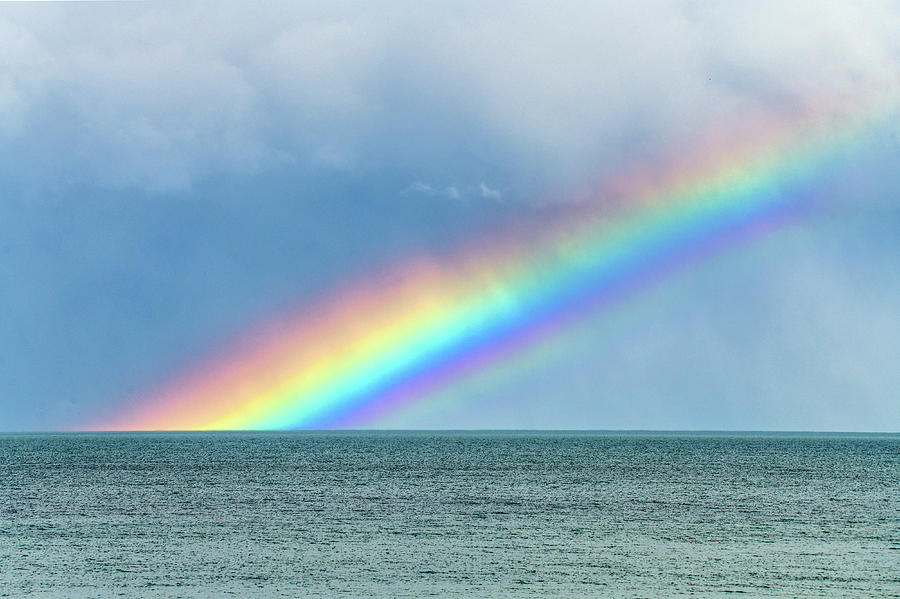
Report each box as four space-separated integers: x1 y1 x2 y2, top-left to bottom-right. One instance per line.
3 428 898 435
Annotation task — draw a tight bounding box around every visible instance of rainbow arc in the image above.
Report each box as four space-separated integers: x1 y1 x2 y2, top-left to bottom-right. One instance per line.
95 107 885 430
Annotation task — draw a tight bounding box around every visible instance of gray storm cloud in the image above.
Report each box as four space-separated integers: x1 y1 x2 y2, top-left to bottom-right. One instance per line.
0 0 897 193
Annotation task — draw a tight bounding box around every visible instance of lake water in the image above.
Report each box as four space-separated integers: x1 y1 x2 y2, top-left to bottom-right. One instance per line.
1 432 898 598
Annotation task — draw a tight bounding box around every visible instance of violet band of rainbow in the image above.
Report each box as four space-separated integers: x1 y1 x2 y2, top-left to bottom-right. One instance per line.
94 106 889 430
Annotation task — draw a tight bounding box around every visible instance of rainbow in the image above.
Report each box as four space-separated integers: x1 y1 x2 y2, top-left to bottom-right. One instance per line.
95 107 885 430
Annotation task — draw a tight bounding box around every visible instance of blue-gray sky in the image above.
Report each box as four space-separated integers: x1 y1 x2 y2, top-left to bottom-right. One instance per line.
1 1 898 431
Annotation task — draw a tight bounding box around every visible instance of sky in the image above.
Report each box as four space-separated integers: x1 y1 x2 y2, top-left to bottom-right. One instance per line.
0 1 898 431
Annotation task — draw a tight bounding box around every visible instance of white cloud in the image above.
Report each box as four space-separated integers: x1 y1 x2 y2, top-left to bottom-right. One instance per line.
479 183 502 200
407 181 433 194
0 1 896 194
406 181 505 202
405 181 462 200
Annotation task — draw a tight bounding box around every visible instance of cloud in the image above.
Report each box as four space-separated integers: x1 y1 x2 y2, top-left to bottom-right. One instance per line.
405 181 505 202
405 181 461 200
479 183 502 201
0 1 897 195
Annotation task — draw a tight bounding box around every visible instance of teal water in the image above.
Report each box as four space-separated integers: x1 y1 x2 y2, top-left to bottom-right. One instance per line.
1 432 898 598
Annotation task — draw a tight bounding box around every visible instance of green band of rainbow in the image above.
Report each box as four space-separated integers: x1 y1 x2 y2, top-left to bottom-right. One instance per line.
94 107 886 430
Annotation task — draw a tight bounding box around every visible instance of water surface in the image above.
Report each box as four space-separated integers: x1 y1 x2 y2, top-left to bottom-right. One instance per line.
1 432 898 597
